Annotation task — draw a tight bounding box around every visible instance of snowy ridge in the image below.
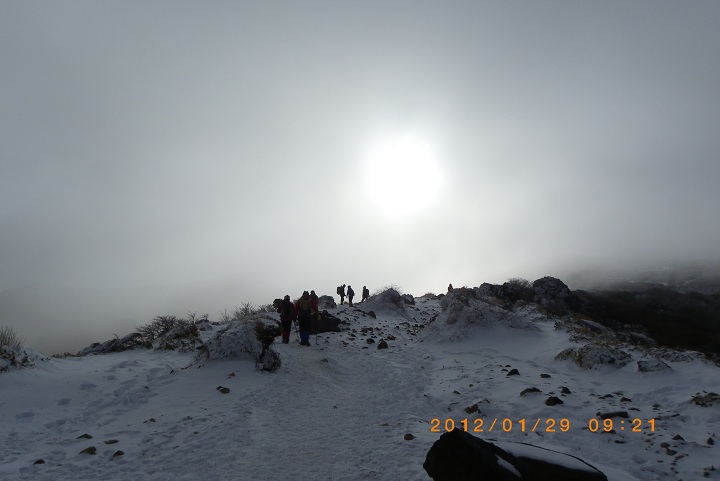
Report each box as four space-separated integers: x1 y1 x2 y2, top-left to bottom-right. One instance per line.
1 293 718 480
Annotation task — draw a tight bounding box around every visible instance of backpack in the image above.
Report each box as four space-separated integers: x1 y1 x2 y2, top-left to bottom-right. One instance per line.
336 286 342 295
298 297 312 315
281 300 294 318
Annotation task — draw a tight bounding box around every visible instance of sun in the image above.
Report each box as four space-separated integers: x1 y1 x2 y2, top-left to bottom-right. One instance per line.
364 135 442 218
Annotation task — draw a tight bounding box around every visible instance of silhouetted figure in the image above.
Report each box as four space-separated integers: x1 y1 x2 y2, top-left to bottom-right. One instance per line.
347 285 355 307
337 284 346 305
276 295 294 344
294 290 318 346
361 286 369 303
448 283 453 292
310 290 319 312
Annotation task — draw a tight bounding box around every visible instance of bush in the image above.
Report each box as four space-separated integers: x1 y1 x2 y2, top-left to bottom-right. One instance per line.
0 326 24 352
233 302 255 320
374 284 403 295
136 315 194 345
501 278 534 302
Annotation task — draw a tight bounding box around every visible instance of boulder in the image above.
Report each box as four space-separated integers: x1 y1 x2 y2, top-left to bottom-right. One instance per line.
318 295 336 310
423 429 608 481
314 311 342 333
532 277 571 315
637 359 671 372
555 344 632 370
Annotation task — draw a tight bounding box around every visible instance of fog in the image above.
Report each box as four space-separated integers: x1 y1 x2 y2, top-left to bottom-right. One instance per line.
2 1 719 354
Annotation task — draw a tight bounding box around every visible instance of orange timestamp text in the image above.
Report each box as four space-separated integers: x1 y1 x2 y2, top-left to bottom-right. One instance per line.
430 417 656 434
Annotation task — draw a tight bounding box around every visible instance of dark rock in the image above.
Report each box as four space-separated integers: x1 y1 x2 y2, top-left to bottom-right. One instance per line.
690 392 720 407
77 433 93 439
111 450 124 459
672 434 684 441
465 403 479 414
423 428 608 481
314 311 342 333
318 295 336 310
521 387 542 396
555 344 632 369
80 446 96 455
404 433 415 441
560 387 571 395
506 368 520 376
366 338 375 344
637 359 671 372
598 411 628 420
33 459 45 465
401 294 416 305
546 396 564 406
216 386 230 394
532 277 572 314
708 437 715 445
377 340 389 349
540 373 552 378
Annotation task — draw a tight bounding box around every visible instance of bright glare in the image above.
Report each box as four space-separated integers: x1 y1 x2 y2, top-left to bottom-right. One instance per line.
364 136 442 218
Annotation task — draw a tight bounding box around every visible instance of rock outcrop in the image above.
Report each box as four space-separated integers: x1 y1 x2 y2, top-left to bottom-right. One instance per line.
424 428 608 481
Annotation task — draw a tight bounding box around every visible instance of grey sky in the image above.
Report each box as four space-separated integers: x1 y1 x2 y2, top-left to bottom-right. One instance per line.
2 1 720 353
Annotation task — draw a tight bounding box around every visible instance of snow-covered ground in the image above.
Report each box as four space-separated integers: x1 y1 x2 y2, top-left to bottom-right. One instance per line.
1 294 718 481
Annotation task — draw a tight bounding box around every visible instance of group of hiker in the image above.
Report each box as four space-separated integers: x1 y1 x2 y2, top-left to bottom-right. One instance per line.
336 284 369 307
275 290 319 346
275 284 371 346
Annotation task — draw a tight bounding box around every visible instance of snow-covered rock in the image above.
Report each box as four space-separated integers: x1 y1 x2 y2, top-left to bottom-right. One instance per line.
0 345 47 372
555 344 632 369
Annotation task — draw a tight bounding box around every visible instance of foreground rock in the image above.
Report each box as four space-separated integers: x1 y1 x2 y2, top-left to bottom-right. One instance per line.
313 311 342 333
423 428 607 481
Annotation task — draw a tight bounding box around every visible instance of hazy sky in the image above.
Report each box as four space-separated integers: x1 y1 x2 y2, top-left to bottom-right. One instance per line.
2 1 720 352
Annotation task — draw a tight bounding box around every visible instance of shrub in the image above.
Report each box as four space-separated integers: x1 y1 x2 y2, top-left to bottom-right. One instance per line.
219 309 232 323
501 278 534 302
136 315 193 345
254 303 276 314
374 284 403 295
0 325 24 352
233 302 255 320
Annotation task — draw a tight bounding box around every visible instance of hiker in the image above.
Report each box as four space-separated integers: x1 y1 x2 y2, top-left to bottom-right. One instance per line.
448 283 453 292
276 295 295 344
347 285 355 307
337 284 346 305
361 286 369 303
310 290 319 312
294 290 318 346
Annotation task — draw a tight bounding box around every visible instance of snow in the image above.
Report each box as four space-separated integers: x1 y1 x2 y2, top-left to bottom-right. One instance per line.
1 295 719 480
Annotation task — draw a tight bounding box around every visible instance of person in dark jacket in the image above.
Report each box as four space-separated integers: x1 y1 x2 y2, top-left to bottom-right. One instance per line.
361 286 369 303
347 285 355 307
276 295 295 344
294 290 318 346
310 290 319 312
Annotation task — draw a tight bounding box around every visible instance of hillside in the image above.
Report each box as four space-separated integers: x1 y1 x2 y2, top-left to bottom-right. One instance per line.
1 287 719 480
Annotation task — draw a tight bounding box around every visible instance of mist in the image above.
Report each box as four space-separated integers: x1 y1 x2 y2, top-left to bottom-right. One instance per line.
2 1 720 354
